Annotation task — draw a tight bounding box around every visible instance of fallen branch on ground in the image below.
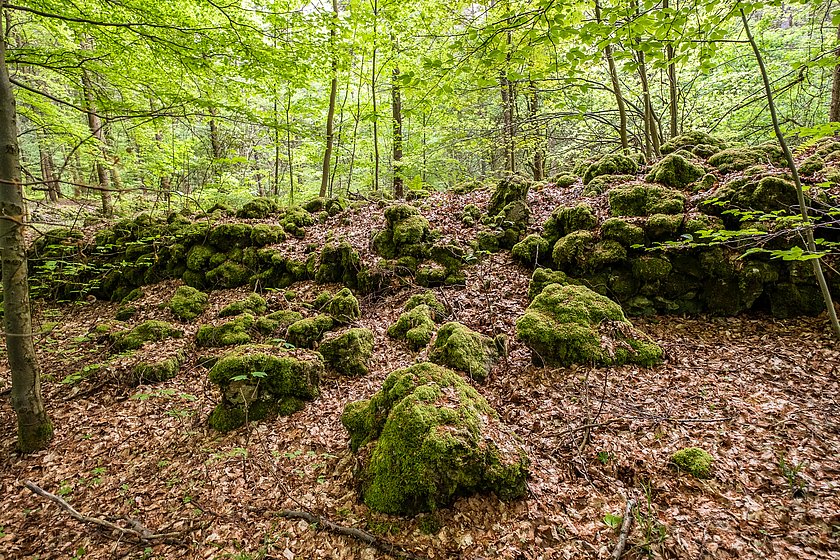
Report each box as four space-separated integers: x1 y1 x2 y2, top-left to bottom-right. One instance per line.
24 481 190 545
611 496 636 560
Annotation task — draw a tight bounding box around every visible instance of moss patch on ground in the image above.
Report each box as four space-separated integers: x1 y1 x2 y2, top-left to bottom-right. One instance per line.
219 293 267 317
111 321 183 352
319 328 374 377
196 315 254 347
429 322 505 382
388 304 438 351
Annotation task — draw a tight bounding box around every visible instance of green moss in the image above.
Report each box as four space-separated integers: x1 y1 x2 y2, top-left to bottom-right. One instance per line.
196 315 254 347
281 206 315 237
700 175 799 216
708 144 785 173
515 284 663 367
600 218 645 247
588 240 627 270
373 204 432 259
132 352 185 384
429 322 504 383
206 261 250 289
528 268 572 301
325 196 348 216
111 320 183 352
315 242 361 286
219 293 267 317
552 230 595 269
388 304 437 350
324 288 361 323
645 154 705 189
660 131 726 156
208 400 276 432
582 154 639 184
340 362 529 515
581 174 635 196
237 197 280 219
250 224 286 246
542 204 598 246
632 256 673 284
798 154 824 176
115 305 137 321
209 223 254 250
767 282 825 318
254 310 304 335
186 245 215 271
303 197 325 213
286 315 334 348
460 204 482 227
404 291 446 322
209 345 321 397
312 290 333 310
671 447 713 479
319 328 374 377
609 185 685 217
551 173 578 188
169 286 210 320
487 174 530 216
120 288 144 304
645 213 684 241
511 234 550 267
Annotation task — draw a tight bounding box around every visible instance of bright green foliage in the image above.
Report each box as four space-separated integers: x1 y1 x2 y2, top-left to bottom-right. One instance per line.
708 144 785 173
512 234 550 267
372 204 432 259
196 315 254 347
671 447 714 479
388 304 437 350
315 241 361 286
319 328 374 377
645 154 705 189
286 315 334 348
404 291 447 322
254 310 304 335
208 345 322 431
582 154 639 184
324 288 361 323
542 203 598 245
168 286 210 320
600 218 645 247
219 293 267 317
487 174 530 216
429 322 505 382
515 284 663 367
609 185 686 216
340 362 529 515
111 321 183 352
132 352 186 384
661 131 726 157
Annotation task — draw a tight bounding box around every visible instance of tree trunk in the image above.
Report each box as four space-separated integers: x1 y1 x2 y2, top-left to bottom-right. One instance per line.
319 0 339 198
81 70 113 216
831 24 840 123
209 107 222 159
528 79 544 181
595 0 628 151
38 142 59 202
0 4 53 452
392 65 404 198
664 0 679 138
371 0 380 192
500 70 514 173
286 89 295 205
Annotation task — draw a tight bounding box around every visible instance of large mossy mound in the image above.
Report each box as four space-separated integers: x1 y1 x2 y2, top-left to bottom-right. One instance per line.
372 204 433 259
340 362 529 515
609 185 686 216
111 320 183 352
322 288 361 323
236 197 281 219
511 234 551 267
315 241 361 287
708 144 785 173
428 322 505 382
582 154 639 184
388 304 438 351
515 283 663 367
219 293 267 317
542 204 598 246
645 154 705 189
487 174 530 216
286 315 334 349
168 286 209 321
699 175 800 216
208 345 322 432
480 175 531 251
196 315 254 347
660 131 727 157
319 328 374 377
131 351 186 384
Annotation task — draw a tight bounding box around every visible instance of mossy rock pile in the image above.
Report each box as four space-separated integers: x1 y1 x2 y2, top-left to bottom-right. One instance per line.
660 131 727 157
429 322 506 382
111 320 183 353
169 286 210 321
286 315 334 349
511 234 551 267
315 241 361 287
373 204 433 260
479 175 531 251
208 345 322 432
388 292 445 350
542 204 598 246
131 351 186 385
236 197 281 219
219 293 267 317
707 144 785 173
582 174 635 196
699 175 800 217
487 174 530 216
319 328 374 377
254 310 303 336
609 185 685 216
196 315 254 347
528 268 574 301
340 362 529 515
515 283 663 367
582 154 639 184
645 154 705 189
417 243 467 286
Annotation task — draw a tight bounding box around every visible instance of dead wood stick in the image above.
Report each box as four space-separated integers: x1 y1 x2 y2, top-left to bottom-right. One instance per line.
276 509 424 560
24 481 184 543
611 497 636 560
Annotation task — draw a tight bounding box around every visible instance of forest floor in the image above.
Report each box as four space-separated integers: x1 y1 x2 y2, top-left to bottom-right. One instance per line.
1 187 839 560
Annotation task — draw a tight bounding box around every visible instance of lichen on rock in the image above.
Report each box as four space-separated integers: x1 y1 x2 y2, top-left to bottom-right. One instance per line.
340 362 529 515
429 322 505 382
319 327 374 377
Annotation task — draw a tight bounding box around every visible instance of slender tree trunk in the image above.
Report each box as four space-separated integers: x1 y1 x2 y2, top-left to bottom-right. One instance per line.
664 0 679 138
595 0 628 151
81 70 113 216
38 141 59 202
500 70 515 173
209 107 222 159
371 0 380 191
285 90 295 205
421 111 427 184
72 150 83 198
392 65 404 198
741 9 840 340
0 4 52 452
831 24 840 122
528 78 544 181
273 97 281 196
348 53 365 193
320 0 339 198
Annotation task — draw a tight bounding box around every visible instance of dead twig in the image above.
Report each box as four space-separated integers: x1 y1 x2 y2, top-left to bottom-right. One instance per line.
611 496 636 560
24 481 189 544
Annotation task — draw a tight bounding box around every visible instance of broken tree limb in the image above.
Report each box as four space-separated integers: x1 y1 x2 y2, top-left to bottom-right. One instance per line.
611 497 636 560
24 480 186 544
276 509 424 560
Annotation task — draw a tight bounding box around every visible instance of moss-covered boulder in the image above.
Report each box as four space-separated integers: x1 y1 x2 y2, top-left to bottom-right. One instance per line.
250 224 286 246
196 315 254 347
528 268 573 301
303 197 325 213
286 315 334 348
542 204 598 246
460 204 483 227
219 293 267 317
340 362 529 514
699 175 799 216
236 197 280 219
609 185 685 217
315 241 361 287
429 322 505 383
645 154 705 189
323 288 360 323
671 447 713 479
600 218 645 247
111 321 183 352
372 204 433 259
708 144 785 173
254 310 304 336
325 196 348 216
319 328 374 377
388 305 437 350
582 154 639 184
206 261 250 289
487 174 530 217
131 351 186 385
660 131 726 157
581 173 635 196
512 234 550 267
515 284 663 367
645 213 684 241
552 230 596 270
168 286 209 321
209 223 254 250
279 206 315 237
208 345 322 431
404 291 446 321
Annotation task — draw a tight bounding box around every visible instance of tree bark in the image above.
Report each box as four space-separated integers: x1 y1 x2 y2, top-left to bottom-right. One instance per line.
209 107 222 159
831 24 840 123
528 79 544 181
38 141 59 202
664 0 678 138
286 89 295 205
392 65 403 198
0 2 53 452
319 0 339 198
81 70 113 216
370 0 380 192
595 0 628 151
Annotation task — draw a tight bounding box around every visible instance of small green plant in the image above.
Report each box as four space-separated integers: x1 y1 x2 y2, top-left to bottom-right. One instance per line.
603 512 623 530
57 481 73 497
596 451 613 465
777 453 808 498
634 481 667 555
